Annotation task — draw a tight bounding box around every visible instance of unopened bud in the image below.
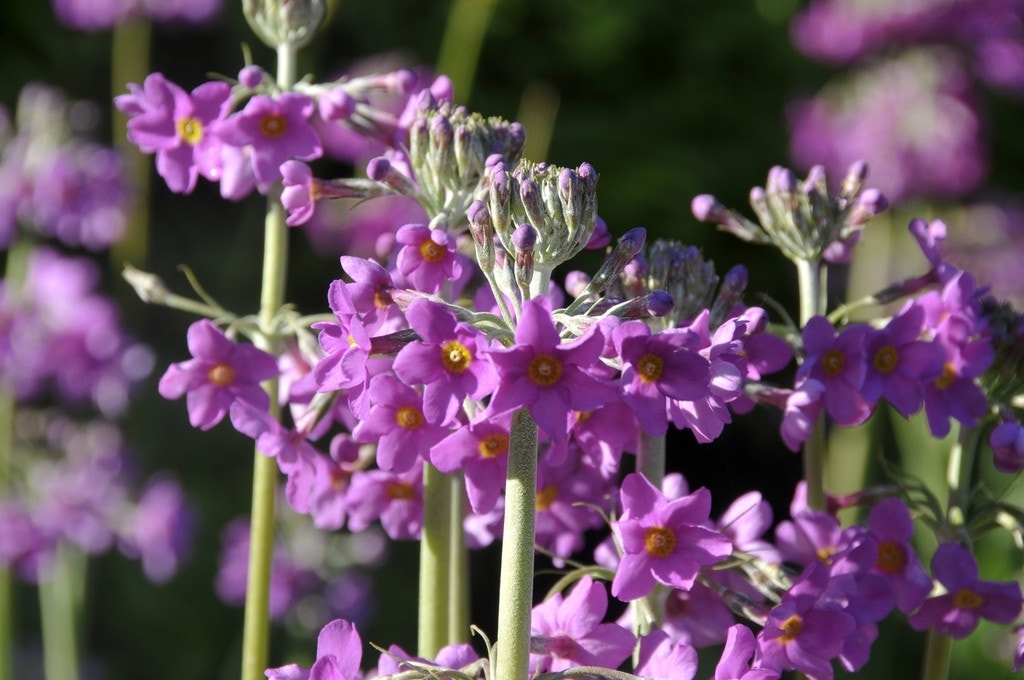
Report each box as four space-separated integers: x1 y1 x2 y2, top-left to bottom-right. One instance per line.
242 0 326 49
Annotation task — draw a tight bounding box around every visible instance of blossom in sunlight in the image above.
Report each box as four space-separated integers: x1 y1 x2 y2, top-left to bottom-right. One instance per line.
218 93 323 185
158 319 279 430
266 618 363 680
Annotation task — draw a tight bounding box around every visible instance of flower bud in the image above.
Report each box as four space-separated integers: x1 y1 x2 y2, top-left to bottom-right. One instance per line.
512 223 537 294
242 0 326 49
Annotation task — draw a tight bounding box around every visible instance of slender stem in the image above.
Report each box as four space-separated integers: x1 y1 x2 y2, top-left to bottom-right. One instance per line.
494 407 539 680
448 473 469 645
418 463 453 657
635 432 665 490
240 41 296 680
945 425 978 532
110 18 153 270
795 257 826 511
920 630 952 680
39 544 80 680
435 0 498 102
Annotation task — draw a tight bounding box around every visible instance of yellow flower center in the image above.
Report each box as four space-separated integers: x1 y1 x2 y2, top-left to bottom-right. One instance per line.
441 341 472 373
934 363 956 390
873 345 899 374
176 116 203 145
207 363 235 387
386 482 415 500
637 353 664 383
822 349 845 376
643 526 676 558
536 483 558 511
876 540 906 573
259 113 287 138
528 354 562 387
395 406 424 430
779 614 803 643
419 239 445 263
816 545 838 565
952 588 985 610
478 433 509 459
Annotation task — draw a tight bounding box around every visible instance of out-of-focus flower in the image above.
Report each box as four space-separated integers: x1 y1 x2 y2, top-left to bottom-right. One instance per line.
53 0 222 31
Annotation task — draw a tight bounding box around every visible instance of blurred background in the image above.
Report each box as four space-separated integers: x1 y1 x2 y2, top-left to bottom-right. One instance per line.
3 0 1024 678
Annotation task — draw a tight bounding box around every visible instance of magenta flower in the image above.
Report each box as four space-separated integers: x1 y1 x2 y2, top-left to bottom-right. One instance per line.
755 562 857 680
218 92 322 185
714 625 778 680
529 576 636 674
266 618 363 680
158 319 279 430
394 223 463 294
117 479 192 584
116 72 231 194
281 160 318 226
908 542 1022 639
392 298 498 425
634 629 699 680
797 316 873 426
489 296 619 444
990 421 1024 473
535 448 613 561
610 472 732 601
612 320 710 437
351 374 449 472
344 460 424 540
429 409 511 513
862 497 932 613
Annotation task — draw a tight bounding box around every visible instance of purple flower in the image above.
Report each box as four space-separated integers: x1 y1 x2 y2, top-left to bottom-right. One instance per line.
266 618 363 680
634 629 699 680
797 316 873 425
351 374 449 472
755 562 857 680
861 301 946 417
714 625 779 680
394 223 463 294
780 379 826 452
489 296 618 444
611 472 732 601
862 497 932 613
281 160 318 226
990 420 1024 473
117 73 231 194
613 320 710 437
117 478 193 584
429 409 510 513
535 447 613 561
908 542 1022 639
158 319 279 430
218 93 322 185
392 298 498 425
529 575 636 674
344 460 424 540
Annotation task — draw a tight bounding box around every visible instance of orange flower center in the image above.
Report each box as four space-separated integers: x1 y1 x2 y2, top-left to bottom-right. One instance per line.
478 433 509 459
176 116 203 145
644 526 676 558
822 349 845 376
876 540 906 573
386 482 415 500
395 406 424 430
952 588 985 610
207 363 235 387
259 113 287 138
873 345 899 374
528 354 562 386
779 614 803 642
419 239 445 263
536 483 558 511
441 341 472 373
934 363 957 390
637 353 664 383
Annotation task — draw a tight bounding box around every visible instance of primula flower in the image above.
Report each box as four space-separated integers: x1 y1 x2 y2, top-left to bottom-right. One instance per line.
429 409 511 513
714 624 778 680
755 562 857 680
344 460 424 540
611 472 732 601
861 497 932 613
117 479 192 584
217 92 323 185
908 542 1023 639
489 296 618 444
780 379 826 452
392 298 498 425
797 316 873 425
535 447 614 561
990 420 1024 473
394 223 463 294
351 374 448 472
158 319 279 430
613 320 711 437
266 618 363 680
634 629 699 680
116 72 231 194
529 576 636 674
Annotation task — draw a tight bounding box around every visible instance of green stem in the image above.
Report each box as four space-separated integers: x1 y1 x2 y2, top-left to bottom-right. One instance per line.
0 387 12 680
448 473 469 645
635 432 665 490
240 41 296 680
494 407 539 680
418 463 453 657
945 425 979 532
435 0 498 102
795 257 826 511
920 630 952 680
110 18 153 270
39 544 81 680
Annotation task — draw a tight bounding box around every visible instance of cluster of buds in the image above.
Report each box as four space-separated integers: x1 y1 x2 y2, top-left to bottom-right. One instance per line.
242 0 326 49
398 99 525 224
691 162 887 264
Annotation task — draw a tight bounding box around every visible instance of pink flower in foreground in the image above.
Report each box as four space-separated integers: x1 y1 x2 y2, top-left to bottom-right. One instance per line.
218 93 322 185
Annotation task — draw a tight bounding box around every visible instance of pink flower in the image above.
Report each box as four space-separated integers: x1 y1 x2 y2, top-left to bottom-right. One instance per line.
218 93 322 185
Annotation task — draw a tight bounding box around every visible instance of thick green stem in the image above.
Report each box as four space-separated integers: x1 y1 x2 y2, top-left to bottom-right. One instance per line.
920 630 952 680
795 257 826 511
240 41 296 680
494 408 539 680
419 463 453 657
448 473 469 645
39 544 81 680
635 431 665 490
